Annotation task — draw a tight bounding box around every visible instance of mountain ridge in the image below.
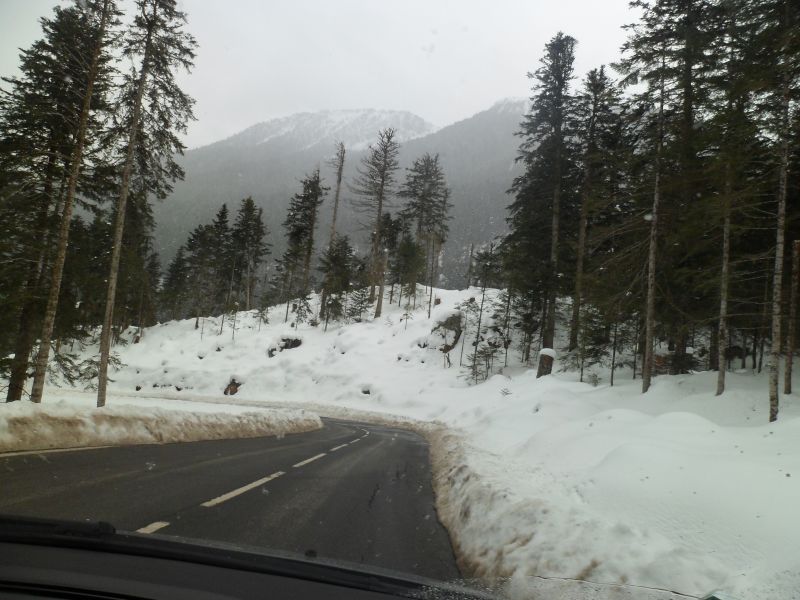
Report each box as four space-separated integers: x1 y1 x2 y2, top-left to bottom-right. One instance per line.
153 99 526 287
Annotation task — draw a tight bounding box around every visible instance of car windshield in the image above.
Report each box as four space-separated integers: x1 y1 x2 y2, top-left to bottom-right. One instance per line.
1 1 799 599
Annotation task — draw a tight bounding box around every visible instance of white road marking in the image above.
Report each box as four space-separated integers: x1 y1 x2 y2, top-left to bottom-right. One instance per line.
329 444 348 452
0 445 114 458
201 471 285 507
137 521 170 534
292 453 326 468
350 438 361 444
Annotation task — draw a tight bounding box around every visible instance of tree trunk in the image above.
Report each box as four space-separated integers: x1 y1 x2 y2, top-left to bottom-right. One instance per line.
785 240 799 394
97 11 154 408
301 199 318 294
328 143 345 245
374 250 387 319
642 58 666 394
569 182 590 352
472 274 488 384
768 80 789 422
29 0 112 404
427 239 437 318
369 182 386 303
537 135 562 378
610 320 619 386
709 323 719 371
716 176 732 395
465 243 474 287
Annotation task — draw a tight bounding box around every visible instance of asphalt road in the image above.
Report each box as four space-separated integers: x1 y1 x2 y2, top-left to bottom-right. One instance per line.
0 418 460 582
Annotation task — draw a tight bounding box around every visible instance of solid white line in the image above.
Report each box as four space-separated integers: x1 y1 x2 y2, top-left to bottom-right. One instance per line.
0 444 114 458
292 453 326 468
137 521 170 534
201 471 285 507
329 444 348 452
350 438 361 444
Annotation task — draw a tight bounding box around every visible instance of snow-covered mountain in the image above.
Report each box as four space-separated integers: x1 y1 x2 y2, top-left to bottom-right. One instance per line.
153 101 526 286
218 109 436 152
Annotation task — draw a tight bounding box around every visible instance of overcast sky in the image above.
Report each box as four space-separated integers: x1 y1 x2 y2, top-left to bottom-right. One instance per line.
1 0 636 149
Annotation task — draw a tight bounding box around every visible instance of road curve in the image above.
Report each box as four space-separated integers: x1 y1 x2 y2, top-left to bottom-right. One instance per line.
0 418 460 582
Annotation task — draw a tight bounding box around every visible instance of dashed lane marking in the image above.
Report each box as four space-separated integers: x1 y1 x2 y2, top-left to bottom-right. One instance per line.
136 521 170 534
292 453 326 468
201 471 285 507
329 444 348 452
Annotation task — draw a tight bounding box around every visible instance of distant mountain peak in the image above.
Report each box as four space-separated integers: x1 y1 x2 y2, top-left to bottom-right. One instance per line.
216 108 436 154
489 97 529 114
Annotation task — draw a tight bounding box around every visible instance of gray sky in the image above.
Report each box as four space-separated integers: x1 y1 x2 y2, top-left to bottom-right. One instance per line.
1 0 636 149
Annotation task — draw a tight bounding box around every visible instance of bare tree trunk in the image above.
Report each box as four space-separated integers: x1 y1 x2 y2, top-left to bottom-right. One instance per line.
632 318 641 380
758 274 770 373
537 138 562 378
472 271 489 384
465 243 474 287
369 185 386 303
785 240 799 394
768 81 789 422
427 239 437 318
244 260 251 311
610 320 619 386
716 182 732 395
374 250 387 319
328 142 345 244
569 187 589 351
642 58 666 394
97 10 155 408
301 194 318 294
29 0 112 403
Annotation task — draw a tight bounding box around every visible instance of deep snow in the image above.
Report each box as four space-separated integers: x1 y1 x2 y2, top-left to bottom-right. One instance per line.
6 287 799 599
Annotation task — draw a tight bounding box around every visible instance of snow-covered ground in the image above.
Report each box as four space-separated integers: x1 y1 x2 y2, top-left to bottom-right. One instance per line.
7 287 799 599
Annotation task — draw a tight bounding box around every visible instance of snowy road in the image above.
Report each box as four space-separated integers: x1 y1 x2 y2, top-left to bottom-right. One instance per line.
0 418 460 581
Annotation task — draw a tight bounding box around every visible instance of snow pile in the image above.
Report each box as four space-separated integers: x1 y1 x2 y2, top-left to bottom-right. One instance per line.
0 399 321 453
29 288 800 599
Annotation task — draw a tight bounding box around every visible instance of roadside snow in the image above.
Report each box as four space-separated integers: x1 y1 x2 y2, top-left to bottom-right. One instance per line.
0 397 321 453
15 287 800 599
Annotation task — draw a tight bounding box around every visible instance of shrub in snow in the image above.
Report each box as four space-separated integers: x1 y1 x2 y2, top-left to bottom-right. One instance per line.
267 337 302 358
223 378 241 395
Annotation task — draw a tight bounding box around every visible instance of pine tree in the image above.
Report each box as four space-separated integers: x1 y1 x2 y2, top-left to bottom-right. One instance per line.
350 128 400 302
280 172 326 316
514 32 578 378
568 66 622 352
210 203 233 313
161 247 189 320
232 196 270 310
398 152 452 316
318 235 355 328
10 0 118 403
95 0 196 407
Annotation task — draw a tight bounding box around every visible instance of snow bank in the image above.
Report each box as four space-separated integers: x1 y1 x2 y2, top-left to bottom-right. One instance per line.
0 400 321 453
